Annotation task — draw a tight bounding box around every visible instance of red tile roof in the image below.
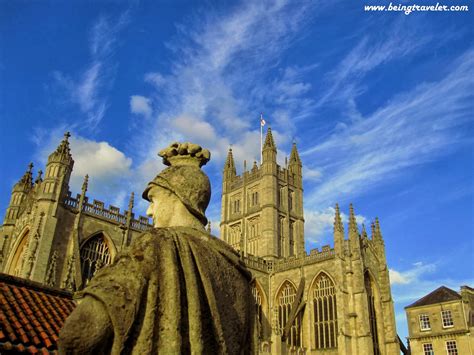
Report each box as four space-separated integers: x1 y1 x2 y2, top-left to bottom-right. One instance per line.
0 273 76 354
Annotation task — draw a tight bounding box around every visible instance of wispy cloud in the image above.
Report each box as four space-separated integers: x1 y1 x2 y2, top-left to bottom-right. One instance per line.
304 49 474 207
390 262 436 285
54 12 129 130
131 0 317 168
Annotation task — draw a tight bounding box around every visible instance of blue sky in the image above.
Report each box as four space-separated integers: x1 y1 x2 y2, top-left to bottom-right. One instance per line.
0 0 473 342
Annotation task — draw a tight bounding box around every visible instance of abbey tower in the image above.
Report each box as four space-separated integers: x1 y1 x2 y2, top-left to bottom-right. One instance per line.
221 128 304 259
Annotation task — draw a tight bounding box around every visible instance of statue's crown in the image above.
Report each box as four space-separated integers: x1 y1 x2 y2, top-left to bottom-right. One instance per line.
159 142 210 168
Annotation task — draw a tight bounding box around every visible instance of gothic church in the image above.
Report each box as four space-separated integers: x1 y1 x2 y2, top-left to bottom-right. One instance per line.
0 130 401 354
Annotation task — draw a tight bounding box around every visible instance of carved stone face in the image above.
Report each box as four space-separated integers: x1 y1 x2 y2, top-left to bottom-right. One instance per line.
146 186 182 228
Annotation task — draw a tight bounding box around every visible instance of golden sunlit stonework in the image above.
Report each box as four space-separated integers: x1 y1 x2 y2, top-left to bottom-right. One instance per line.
0 130 402 354
405 286 474 355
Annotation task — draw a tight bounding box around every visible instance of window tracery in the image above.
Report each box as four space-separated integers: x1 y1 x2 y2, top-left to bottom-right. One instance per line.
365 273 380 355
277 281 301 348
312 273 337 349
80 233 112 284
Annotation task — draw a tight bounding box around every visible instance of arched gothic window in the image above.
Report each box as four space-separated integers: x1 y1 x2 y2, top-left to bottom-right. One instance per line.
7 230 30 277
277 281 301 348
80 233 112 284
312 273 338 349
365 273 380 355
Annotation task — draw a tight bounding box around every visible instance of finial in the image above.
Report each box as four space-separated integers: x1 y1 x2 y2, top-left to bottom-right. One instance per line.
128 192 135 211
334 203 343 232
361 223 368 238
81 174 89 193
371 222 376 238
159 142 210 168
374 217 382 239
35 170 43 184
349 203 358 234
263 127 276 149
244 160 247 171
28 162 34 172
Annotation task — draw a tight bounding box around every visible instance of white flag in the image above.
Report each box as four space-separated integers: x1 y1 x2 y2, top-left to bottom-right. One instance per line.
260 114 266 127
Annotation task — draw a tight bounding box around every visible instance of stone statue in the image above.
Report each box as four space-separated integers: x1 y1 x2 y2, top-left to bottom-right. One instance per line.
59 142 255 354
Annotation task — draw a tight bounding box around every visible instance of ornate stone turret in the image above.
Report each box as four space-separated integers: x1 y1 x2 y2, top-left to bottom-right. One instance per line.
372 217 386 262
41 132 74 202
348 203 361 257
288 142 302 180
223 148 236 181
333 203 345 257
3 163 34 225
262 127 277 164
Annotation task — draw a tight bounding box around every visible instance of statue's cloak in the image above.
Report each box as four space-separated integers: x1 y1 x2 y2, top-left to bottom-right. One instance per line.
79 227 255 354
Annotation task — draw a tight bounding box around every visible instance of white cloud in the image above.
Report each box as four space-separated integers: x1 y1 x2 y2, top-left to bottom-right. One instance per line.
389 262 437 285
52 13 129 130
68 136 133 207
304 206 368 245
131 0 317 173
130 95 153 118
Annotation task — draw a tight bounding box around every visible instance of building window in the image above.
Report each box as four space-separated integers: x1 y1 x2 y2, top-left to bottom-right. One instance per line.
250 191 259 206
7 230 30 277
419 314 431 331
232 199 240 214
277 281 301 348
423 343 434 355
365 273 380 355
442 310 454 328
279 186 284 207
446 340 458 355
289 221 295 257
229 224 241 250
312 273 337 349
80 234 112 285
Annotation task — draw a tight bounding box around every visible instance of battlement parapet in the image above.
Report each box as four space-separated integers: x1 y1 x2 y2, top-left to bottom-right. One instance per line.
63 195 152 232
241 253 269 273
274 247 335 272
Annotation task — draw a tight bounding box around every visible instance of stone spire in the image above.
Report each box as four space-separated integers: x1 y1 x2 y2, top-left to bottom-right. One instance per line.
348 203 358 235
334 203 343 233
262 127 277 163
348 203 361 256
47 131 73 165
81 174 89 194
34 170 43 184
361 223 368 239
334 203 345 257
14 163 34 191
128 192 135 211
374 217 382 238
288 142 302 184
263 127 276 150
289 142 302 166
224 148 236 178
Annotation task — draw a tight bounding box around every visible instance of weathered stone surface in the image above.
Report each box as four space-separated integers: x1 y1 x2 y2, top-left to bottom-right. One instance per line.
58 142 255 354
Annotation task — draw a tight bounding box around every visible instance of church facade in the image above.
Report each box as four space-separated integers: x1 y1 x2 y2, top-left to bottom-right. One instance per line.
0 130 400 354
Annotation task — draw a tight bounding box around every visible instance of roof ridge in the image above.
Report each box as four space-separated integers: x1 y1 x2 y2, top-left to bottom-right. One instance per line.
405 285 461 309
